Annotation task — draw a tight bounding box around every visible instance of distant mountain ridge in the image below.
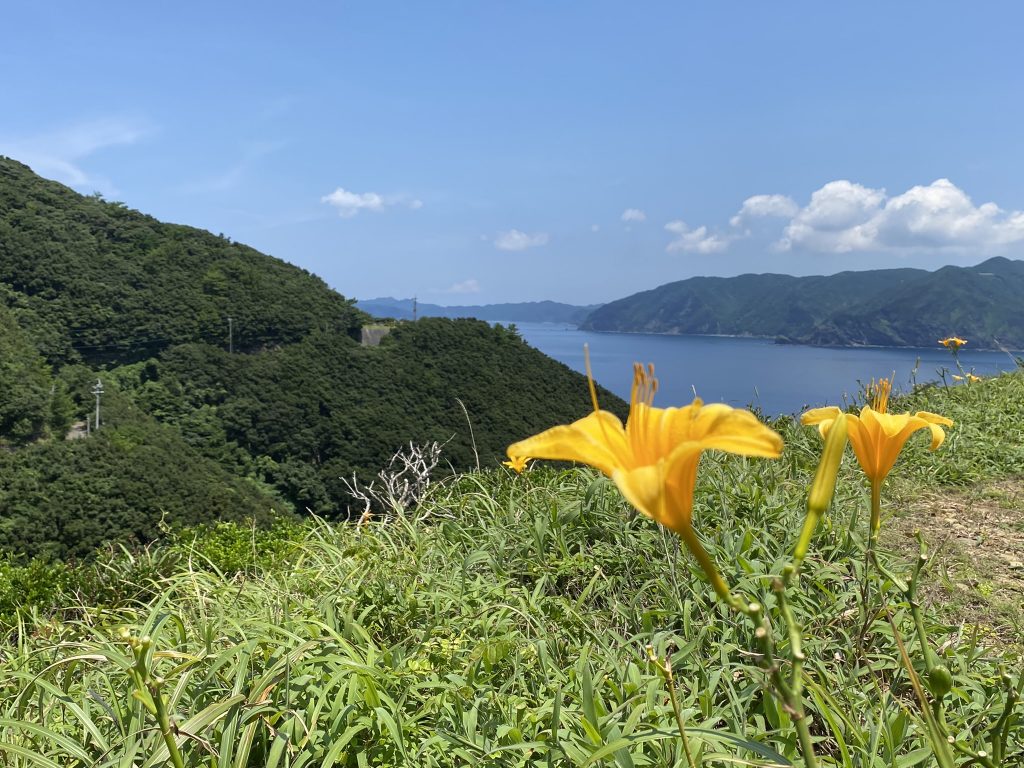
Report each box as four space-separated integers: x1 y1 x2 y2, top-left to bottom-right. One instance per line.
359 297 600 324
581 258 1024 349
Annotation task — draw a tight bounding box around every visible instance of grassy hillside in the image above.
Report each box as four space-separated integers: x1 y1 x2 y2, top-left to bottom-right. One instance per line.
582 258 1024 349
1 370 1021 766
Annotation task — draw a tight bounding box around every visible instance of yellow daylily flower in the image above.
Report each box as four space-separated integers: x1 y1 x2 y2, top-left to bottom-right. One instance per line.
507 358 783 600
503 455 530 473
801 378 953 545
939 336 967 350
954 373 983 383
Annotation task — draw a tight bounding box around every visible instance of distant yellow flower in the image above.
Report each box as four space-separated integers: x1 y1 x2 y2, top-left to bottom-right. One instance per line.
503 455 529 473
801 378 953 545
939 336 967 350
508 356 783 600
953 373 982 384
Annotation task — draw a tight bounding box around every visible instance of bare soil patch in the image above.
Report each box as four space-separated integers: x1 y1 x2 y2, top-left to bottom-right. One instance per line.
886 478 1024 644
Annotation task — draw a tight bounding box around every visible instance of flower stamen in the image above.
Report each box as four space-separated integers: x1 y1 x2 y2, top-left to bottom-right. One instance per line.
870 377 892 414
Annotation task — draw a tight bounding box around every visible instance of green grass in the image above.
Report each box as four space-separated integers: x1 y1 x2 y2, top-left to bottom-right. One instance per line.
1 371 1022 766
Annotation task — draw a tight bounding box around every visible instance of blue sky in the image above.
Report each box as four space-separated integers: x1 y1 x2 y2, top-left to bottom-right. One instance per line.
3 2 1023 304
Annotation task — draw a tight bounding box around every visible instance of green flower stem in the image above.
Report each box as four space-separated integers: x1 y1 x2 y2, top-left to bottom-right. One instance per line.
990 670 1018 765
150 683 186 768
678 525 733 605
655 651 698 768
679 527 820 768
868 480 882 554
735 594 818 768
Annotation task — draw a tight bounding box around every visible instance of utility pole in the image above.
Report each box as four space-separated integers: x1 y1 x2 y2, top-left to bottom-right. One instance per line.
227 316 234 354
91 379 104 431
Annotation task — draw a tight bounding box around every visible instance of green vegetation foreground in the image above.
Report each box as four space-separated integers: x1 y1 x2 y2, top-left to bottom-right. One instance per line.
1 370 1022 766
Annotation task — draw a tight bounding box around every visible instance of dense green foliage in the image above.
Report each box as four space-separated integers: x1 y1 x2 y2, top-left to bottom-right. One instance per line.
358 297 600 324
0 367 281 559
582 257 1024 349
0 159 626 557
0 303 71 444
111 318 624 516
0 157 365 365
0 372 1021 766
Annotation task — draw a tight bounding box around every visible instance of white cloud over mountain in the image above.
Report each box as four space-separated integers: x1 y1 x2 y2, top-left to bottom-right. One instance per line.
321 188 423 217
0 117 150 195
446 278 480 294
729 193 800 228
321 187 386 217
665 179 1024 256
665 220 730 253
494 229 549 251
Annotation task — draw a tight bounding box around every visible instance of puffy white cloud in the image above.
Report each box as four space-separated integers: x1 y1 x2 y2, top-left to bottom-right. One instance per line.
494 229 549 251
621 208 647 223
446 278 480 294
409 198 424 210
665 220 730 253
321 187 387 217
729 193 799 228
778 179 1024 253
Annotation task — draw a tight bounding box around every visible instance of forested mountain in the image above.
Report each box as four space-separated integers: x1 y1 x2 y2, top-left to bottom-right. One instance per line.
0 158 364 364
358 297 599 324
0 157 624 557
582 258 1024 349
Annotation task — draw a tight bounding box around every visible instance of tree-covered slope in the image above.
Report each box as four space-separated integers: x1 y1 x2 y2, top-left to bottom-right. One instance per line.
0 159 626 556
0 366 279 560
582 258 1024 348
113 318 624 516
0 156 365 364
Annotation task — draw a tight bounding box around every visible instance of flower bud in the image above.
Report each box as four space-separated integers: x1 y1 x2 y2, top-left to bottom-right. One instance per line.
928 664 953 698
808 414 848 516
795 414 848 563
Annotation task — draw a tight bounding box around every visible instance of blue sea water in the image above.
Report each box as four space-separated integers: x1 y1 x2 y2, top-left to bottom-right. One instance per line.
509 323 1019 417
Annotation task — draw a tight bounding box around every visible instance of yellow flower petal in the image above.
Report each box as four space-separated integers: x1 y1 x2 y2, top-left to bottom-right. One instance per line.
801 383 953 491
506 410 629 477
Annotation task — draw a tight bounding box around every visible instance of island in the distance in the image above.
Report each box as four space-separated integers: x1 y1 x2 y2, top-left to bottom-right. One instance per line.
582 258 1024 350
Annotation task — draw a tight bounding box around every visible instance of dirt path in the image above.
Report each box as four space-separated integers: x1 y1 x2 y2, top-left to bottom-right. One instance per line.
887 479 1024 643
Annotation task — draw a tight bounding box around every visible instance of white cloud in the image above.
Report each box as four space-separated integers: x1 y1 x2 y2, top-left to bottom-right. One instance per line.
665 220 730 253
0 117 151 194
321 187 386 217
778 178 1024 253
621 208 647 223
320 187 423 217
591 224 600 232
494 229 549 251
730 193 799 228
446 278 481 294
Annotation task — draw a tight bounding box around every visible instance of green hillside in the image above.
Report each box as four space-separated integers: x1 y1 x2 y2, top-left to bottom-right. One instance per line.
0 157 365 364
2 370 1021 766
0 158 625 557
582 259 1024 348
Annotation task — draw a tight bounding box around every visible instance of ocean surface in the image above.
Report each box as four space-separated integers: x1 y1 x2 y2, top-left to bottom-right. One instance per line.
508 322 1019 416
